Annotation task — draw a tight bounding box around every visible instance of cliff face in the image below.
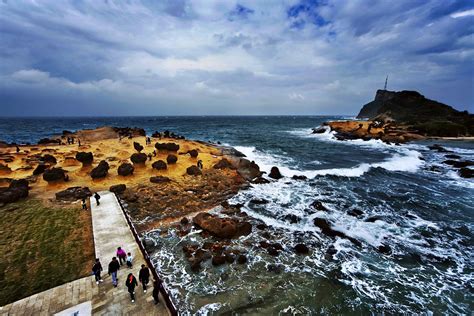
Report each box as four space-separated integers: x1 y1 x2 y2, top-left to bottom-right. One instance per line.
356 90 473 137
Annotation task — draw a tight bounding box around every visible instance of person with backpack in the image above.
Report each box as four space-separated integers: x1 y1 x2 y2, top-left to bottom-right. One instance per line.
108 257 120 287
81 198 87 211
92 258 103 285
138 264 150 293
125 273 138 302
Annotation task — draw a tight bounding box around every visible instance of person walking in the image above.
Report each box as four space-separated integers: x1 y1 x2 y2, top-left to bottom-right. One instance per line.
138 264 150 293
92 258 103 285
125 273 138 303
108 257 120 287
126 252 133 268
94 192 101 206
152 280 160 305
116 247 127 265
81 198 87 210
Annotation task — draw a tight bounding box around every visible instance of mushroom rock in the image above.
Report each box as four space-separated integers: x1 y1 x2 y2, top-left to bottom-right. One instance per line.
75 152 93 165
33 164 48 176
133 142 144 152
152 160 167 170
166 154 178 164
130 153 147 164
117 162 134 176
186 165 202 176
155 142 180 152
43 168 67 182
41 154 57 164
90 160 109 179
0 179 29 204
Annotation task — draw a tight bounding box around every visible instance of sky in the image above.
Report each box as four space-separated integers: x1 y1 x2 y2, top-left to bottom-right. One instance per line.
0 0 473 116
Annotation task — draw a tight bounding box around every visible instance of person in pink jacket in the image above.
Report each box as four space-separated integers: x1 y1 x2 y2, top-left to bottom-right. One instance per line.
116 247 127 265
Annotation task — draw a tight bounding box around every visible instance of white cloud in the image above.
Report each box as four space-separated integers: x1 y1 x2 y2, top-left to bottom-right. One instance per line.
450 9 474 18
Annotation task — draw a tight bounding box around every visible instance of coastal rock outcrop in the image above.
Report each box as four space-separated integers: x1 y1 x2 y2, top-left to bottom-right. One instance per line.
458 168 473 178
186 165 202 176
55 187 92 201
43 168 67 182
75 152 93 165
237 159 261 180
152 160 167 170
314 218 361 246
130 153 147 164
213 158 233 169
118 163 134 176
0 179 29 204
90 160 109 179
193 212 252 239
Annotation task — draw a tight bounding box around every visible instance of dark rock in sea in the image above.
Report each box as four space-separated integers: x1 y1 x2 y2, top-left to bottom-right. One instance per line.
38 138 59 145
347 208 364 217
75 152 93 165
256 223 268 230
113 127 146 137
193 212 252 239
267 247 280 256
310 200 329 212
267 264 283 274
428 165 441 172
213 158 233 169
117 162 134 176
445 154 461 159
237 254 247 264
314 218 361 246
294 243 309 255
378 244 392 255
150 176 171 184
56 186 92 201
90 160 109 179
62 130 73 135
130 153 147 164
41 154 57 164
458 168 473 178
444 160 474 168
152 160 167 170
180 217 189 225
43 168 67 182
284 214 300 224
427 144 451 153
33 163 48 175
259 241 270 248
249 198 269 205
269 166 283 179
166 154 178 164
252 177 270 184
212 255 226 266
186 165 202 176
0 163 12 173
110 184 126 194
225 253 235 263
292 175 307 180
155 142 180 152
188 149 198 158
365 216 384 223
312 127 327 134
133 142 144 152
0 179 29 204
190 260 201 272
237 159 261 180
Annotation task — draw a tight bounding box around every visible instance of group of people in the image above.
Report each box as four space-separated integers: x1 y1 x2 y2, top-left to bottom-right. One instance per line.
81 192 101 210
66 136 80 146
91 247 161 304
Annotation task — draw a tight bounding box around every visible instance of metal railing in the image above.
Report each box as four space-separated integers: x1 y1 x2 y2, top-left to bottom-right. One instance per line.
115 194 179 316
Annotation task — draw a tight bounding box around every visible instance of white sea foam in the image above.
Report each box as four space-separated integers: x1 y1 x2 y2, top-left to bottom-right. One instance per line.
234 145 423 178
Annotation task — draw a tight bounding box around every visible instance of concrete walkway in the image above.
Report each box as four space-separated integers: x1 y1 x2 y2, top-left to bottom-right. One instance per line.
1 191 170 316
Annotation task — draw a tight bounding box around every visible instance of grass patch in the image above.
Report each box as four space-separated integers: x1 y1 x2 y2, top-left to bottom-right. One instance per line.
0 199 94 306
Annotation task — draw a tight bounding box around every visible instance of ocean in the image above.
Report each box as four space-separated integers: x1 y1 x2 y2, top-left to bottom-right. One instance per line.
1 116 473 314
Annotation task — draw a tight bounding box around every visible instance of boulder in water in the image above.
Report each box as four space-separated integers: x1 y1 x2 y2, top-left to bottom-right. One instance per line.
458 168 473 178
90 160 109 179
237 159 261 180
117 162 134 176
294 243 309 255
347 208 364 217
312 127 327 134
314 218 361 246
292 175 307 180
269 166 283 179
130 153 147 164
193 212 252 239
152 160 167 170
237 254 247 264
310 200 329 212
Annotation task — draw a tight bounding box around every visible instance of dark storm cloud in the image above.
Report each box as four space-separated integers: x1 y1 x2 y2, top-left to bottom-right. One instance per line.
0 0 472 116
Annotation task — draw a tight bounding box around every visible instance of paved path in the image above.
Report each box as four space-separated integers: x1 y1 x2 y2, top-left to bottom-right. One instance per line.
1 191 170 316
